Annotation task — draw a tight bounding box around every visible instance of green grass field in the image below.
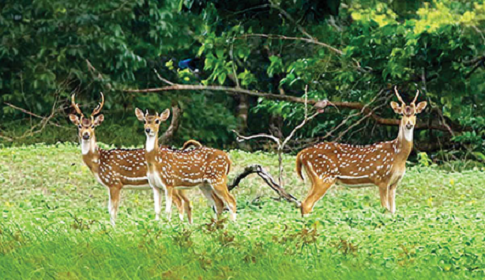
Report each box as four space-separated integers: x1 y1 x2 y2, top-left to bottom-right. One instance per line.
1 143 485 279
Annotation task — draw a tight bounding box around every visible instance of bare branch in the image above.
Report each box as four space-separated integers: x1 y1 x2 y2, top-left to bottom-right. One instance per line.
320 90 386 140
335 101 388 142
86 59 103 80
159 105 182 144
153 69 174 86
4 102 62 127
230 42 240 88
227 164 301 207
232 130 281 146
465 57 484 79
281 86 322 147
123 77 455 133
239 34 343 56
270 4 314 41
0 133 14 142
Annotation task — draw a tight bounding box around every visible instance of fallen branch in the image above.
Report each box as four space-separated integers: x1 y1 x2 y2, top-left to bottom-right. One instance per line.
228 164 301 207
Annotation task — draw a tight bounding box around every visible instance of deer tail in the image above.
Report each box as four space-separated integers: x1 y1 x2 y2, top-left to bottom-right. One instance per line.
296 151 305 181
226 158 231 175
182 139 202 150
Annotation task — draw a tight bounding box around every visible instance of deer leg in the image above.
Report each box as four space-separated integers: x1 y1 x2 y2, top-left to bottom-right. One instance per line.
164 187 174 222
379 184 390 211
200 185 224 219
108 186 122 227
152 187 163 221
212 192 225 218
210 178 237 221
178 190 193 224
172 190 185 222
388 182 398 214
301 177 335 217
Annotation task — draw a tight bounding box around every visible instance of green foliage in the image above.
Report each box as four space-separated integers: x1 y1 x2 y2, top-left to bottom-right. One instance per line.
418 152 433 167
0 0 238 148
1 145 485 278
2 0 485 157
183 0 485 154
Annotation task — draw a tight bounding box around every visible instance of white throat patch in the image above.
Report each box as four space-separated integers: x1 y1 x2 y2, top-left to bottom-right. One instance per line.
404 126 414 142
146 136 156 152
81 139 94 155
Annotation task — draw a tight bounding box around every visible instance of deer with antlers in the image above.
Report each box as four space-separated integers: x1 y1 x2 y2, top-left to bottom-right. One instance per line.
135 108 237 222
69 93 194 225
296 87 427 216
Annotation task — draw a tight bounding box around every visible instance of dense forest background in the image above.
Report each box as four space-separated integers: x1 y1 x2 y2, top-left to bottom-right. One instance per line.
1 0 485 162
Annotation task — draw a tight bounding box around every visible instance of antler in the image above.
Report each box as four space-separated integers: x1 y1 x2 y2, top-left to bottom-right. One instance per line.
91 92 105 116
412 90 420 104
71 94 84 117
393 86 405 105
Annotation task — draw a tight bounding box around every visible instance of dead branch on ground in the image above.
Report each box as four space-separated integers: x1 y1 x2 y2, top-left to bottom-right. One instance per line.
227 164 301 207
234 86 323 186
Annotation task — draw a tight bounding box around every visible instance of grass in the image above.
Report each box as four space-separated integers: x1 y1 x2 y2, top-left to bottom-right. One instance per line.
1 143 485 279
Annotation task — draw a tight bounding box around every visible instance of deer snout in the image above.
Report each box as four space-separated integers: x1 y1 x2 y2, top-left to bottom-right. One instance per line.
82 133 90 140
145 128 151 134
405 123 413 130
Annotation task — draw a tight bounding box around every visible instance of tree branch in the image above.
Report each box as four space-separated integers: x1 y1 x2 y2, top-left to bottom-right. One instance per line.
123 82 455 132
239 33 343 56
159 105 182 145
4 102 63 127
233 130 281 146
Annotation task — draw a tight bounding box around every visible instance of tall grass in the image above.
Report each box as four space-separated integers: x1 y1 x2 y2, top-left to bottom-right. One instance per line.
1 143 484 279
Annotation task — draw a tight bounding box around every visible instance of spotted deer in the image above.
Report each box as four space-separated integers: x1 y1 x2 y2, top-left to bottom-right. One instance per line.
135 108 237 222
296 87 427 216
69 93 193 225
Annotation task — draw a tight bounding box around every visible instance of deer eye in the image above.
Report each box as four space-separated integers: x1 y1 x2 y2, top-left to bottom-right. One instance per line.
155 119 160 124
91 125 95 128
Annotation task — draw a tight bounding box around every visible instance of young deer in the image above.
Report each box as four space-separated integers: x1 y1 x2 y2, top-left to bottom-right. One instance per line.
135 108 237 222
69 93 193 225
296 87 427 216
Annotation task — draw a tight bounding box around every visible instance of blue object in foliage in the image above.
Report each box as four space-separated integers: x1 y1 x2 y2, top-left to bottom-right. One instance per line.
178 58 202 72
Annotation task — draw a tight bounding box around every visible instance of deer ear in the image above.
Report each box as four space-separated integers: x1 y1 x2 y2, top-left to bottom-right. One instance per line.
69 114 80 125
415 101 427 114
94 114 104 126
159 108 170 121
135 108 145 121
390 101 402 114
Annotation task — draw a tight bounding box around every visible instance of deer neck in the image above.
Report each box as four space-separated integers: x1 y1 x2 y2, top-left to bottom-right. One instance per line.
396 120 414 160
145 134 159 159
81 135 100 172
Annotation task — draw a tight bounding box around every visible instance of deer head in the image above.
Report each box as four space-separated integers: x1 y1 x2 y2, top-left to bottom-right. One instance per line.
135 108 170 137
390 87 427 141
69 92 105 141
